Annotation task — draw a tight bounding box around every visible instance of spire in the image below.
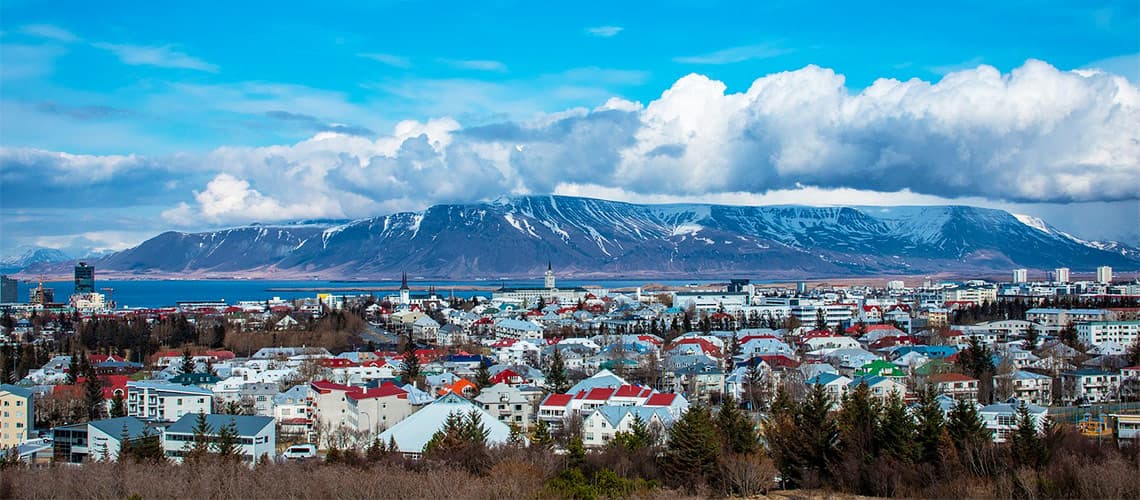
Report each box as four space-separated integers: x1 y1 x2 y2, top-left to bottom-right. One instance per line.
547 260 552 271
400 272 408 290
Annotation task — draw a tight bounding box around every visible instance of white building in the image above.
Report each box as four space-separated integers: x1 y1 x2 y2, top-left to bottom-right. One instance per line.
980 400 1046 443
126 381 213 421
473 383 535 431
582 405 674 448
163 414 275 465
1054 268 1070 284
1097 266 1113 284
1077 321 1140 349
1012 269 1028 284
378 392 517 457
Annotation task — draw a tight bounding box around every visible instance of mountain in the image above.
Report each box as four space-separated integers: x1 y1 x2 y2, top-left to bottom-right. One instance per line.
0 247 72 273
74 195 1140 279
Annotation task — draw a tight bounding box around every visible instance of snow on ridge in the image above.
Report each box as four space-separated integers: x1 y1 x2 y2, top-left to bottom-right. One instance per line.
670 223 703 237
1012 213 1052 234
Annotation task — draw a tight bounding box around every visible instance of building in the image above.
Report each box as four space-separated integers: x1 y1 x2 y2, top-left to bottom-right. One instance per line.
1025 308 1109 332
1097 266 1113 284
74 262 95 294
1061 369 1120 404
940 285 998 305
1054 268 1070 284
1077 321 1140 350
582 405 674 448
995 370 1053 406
85 416 149 462
126 381 213 421
28 284 54 306
307 380 415 443
0 276 17 303
163 414 275 465
493 264 591 306
0 384 33 447
378 392 516 457
980 400 1046 443
1012 269 1028 284
928 373 980 402
473 383 535 431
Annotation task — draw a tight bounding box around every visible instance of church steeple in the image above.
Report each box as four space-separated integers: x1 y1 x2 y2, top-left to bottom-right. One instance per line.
400 272 409 290
399 272 410 306
544 261 556 289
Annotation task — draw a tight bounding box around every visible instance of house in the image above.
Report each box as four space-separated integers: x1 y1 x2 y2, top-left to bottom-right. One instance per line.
494 319 544 340
979 400 1047 443
473 383 534 431
582 405 674 448
806 372 853 407
273 385 309 438
378 392 516 457
849 375 906 403
412 316 441 342
927 373 979 402
163 414 275 465
853 360 907 380
51 416 152 463
995 370 1054 406
1061 368 1120 404
126 381 213 421
307 380 414 443
0 384 33 448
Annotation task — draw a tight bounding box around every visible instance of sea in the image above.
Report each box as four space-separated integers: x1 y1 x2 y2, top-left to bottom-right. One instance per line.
13 278 711 309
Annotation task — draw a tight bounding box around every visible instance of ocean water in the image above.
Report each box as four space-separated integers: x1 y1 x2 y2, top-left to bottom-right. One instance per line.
13 278 709 309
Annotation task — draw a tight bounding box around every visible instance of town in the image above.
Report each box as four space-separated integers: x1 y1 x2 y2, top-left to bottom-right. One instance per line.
0 262 1138 497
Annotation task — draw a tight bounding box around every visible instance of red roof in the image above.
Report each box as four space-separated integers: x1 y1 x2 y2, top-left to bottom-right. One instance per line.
319 358 357 368
350 382 408 400
928 373 978 384
491 339 518 348
759 355 800 369
583 387 616 401
670 338 721 356
541 393 573 407
739 334 779 344
205 350 236 360
310 380 355 394
612 384 652 398
644 393 677 406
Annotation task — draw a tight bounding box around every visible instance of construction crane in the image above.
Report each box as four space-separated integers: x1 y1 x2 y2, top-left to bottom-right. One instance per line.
102 287 115 309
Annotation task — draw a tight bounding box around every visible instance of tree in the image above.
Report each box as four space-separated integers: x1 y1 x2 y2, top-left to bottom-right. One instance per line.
530 419 554 450
716 394 758 455
546 348 569 393
179 349 196 374
109 392 126 418
663 404 721 490
474 359 492 390
424 410 490 474
1058 321 1080 350
837 382 879 462
399 333 420 388
1024 323 1039 349
913 390 946 467
1008 403 1041 468
83 372 105 421
66 353 80 385
946 397 990 455
185 412 213 463
876 391 915 463
214 419 242 462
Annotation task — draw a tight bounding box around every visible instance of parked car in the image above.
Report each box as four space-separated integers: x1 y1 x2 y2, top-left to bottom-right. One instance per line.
282 444 318 460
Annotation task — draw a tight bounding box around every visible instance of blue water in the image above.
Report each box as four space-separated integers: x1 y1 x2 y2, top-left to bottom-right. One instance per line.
14 278 709 309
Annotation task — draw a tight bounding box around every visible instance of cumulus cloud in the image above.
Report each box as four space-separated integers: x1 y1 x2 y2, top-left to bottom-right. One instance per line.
5 60 1139 235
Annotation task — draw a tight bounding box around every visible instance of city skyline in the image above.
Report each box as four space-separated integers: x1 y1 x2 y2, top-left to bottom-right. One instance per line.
1 1 1138 257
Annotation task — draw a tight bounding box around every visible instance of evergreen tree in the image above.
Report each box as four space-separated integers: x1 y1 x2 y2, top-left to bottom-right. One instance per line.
366 436 384 462
185 412 213 463
1058 321 1080 350
612 414 654 452
546 348 569 393
474 359 492 390
109 392 126 418
179 349 195 375
837 383 879 462
913 390 946 467
129 429 166 463
1024 324 1039 349
66 353 80 385
946 398 990 454
83 372 105 421
715 394 758 454
1009 403 1041 468
214 419 242 462
1127 338 1140 368
799 384 839 480
530 419 554 450
876 391 916 463
663 404 721 489
400 334 420 388
567 435 586 470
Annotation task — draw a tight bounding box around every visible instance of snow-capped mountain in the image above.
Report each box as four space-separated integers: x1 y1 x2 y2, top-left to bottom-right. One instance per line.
0 247 72 272
72 195 1139 279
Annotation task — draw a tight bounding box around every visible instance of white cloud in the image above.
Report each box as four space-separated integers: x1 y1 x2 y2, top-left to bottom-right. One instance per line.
439 58 508 72
585 26 623 37
1082 53 1139 83
92 42 219 72
358 52 412 68
19 24 79 42
674 44 792 64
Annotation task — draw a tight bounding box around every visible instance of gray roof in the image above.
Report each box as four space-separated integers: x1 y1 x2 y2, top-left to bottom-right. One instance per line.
0 384 33 398
378 392 515 453
165 414 273 437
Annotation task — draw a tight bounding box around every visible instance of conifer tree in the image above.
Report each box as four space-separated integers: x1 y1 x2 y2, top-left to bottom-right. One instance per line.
180 349 196 375
400 334 420 388
109 392 126 418
663 404 721 489
837 383 879 461
366 436 384 462
715 394 758 455
946 398 990 454
530 419 554 450
185 412 214 463
214 419 242 462
474 359 492 390
66 353 80 385
83 371 105 422
913 389 946 467
1009 403 1041 468
799 384 839 480
876 391 916 462
546 348 569 393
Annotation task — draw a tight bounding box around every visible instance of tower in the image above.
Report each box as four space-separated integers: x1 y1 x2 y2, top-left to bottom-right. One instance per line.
1097 266 1113 284
544 261 555 289
74 262 95 294
399 272 410 306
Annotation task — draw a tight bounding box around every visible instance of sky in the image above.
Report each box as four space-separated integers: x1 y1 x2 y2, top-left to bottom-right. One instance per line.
1 0 1138 257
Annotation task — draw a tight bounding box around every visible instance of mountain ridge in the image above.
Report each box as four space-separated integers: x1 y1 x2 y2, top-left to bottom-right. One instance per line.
16 195 1140 279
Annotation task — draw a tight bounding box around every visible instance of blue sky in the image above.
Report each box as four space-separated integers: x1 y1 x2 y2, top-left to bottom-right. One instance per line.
1 0 1138 256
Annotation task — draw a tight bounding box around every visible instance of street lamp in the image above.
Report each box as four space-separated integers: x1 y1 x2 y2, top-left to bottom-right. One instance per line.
359 410 372 437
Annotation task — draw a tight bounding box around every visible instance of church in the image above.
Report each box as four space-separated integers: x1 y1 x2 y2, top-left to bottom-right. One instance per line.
491 263 590 306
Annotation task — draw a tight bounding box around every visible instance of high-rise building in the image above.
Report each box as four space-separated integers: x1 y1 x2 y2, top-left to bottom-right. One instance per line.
29 286 54 305
0 275 16 303
1097 266 1113 284
74 262 95 294
1012 269 1028 284
1054 267 1070 284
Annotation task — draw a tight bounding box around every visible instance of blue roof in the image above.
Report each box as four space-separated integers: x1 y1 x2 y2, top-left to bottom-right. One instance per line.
89 416 148 440
807 372 847 386
1012 370 1051 380
165 414 273 437
0 384 33 398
